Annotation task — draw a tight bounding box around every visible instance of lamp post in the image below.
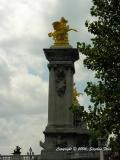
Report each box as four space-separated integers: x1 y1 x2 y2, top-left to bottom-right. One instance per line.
98 138 106 160
27 147 34 160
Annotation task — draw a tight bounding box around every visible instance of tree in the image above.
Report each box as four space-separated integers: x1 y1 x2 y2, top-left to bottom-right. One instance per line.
77 0 120 152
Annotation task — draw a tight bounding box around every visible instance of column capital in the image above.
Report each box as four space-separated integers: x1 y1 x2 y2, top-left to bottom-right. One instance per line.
43 48 79 62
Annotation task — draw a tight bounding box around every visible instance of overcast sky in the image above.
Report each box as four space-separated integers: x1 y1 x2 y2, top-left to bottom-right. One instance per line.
0 0 95 155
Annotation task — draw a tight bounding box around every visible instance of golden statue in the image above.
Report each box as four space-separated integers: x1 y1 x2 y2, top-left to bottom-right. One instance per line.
72 84 80 108
48 17 77 47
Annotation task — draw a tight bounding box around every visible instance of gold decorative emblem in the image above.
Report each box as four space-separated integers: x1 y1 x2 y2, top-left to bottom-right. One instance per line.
48 17 77 47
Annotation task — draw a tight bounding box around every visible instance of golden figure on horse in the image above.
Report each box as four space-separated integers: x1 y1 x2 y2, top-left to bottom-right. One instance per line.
48 17 77 47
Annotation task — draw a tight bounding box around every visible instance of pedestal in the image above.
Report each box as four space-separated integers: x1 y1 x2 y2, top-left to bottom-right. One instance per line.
40 48 99 160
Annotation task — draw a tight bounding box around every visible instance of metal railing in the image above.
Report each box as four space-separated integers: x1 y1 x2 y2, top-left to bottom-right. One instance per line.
0 155 40 160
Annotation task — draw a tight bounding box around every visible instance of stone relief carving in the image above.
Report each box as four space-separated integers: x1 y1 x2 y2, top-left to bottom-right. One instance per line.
40 141 46 149
56 136 67 148
55 67 66 97
48 63 74 97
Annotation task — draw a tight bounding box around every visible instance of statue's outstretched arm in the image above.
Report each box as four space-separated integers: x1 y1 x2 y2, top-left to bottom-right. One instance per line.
69 28 78 32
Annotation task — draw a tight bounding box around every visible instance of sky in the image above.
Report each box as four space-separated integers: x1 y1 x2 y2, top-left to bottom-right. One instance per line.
0 0 95 155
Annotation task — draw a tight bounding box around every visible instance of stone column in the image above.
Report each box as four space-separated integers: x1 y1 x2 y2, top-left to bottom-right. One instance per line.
40 48 98 160
43 48 79 129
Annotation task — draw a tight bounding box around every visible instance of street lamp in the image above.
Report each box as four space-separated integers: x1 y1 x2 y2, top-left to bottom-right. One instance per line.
27 147 34 160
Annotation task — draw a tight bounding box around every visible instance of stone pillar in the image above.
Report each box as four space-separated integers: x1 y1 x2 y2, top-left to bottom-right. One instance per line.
40 47 98 160
43 48 79 129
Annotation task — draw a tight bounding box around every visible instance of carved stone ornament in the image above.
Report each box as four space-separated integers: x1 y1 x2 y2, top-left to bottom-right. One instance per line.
56 136 67 148
55 67 66 97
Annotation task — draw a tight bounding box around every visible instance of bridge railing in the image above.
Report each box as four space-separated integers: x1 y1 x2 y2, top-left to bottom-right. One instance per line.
0 155 40 160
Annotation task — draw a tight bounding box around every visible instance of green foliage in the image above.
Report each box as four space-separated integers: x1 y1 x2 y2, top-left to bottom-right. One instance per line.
109 136 120 152
77 0 120 149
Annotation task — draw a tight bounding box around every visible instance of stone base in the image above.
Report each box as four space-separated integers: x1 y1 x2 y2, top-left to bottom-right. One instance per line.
40 150 100 160
40 124 90 153
44 124 90 136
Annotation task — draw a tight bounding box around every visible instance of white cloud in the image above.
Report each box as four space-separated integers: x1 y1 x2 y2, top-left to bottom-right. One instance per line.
0 55 12 88
74 53 95 82
0 0 55 154
0 68 48 117
0 114 47 154
0 0 58 40
0 51 48 154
